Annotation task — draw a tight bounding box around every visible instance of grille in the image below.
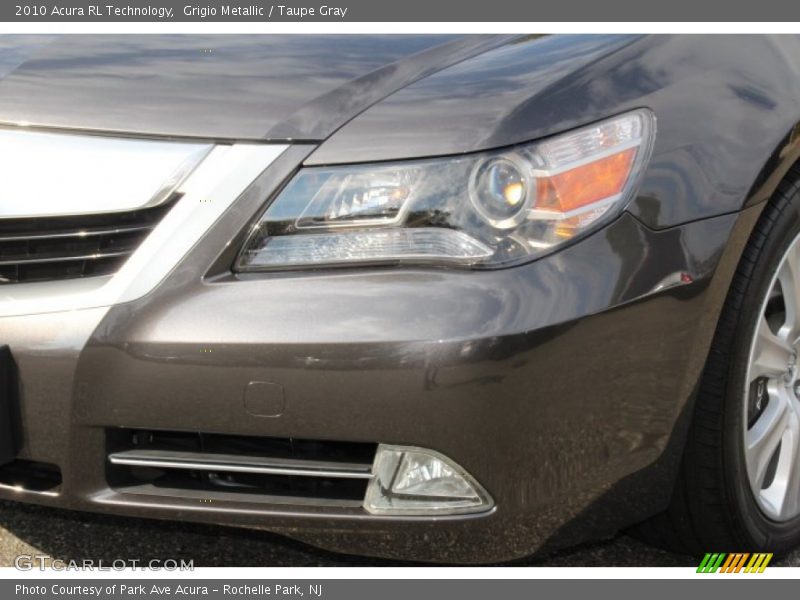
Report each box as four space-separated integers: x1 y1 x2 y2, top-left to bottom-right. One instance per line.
106 429 377 506
0 197 177 285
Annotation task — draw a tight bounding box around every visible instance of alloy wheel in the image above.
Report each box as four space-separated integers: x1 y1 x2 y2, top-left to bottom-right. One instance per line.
745 234 800 521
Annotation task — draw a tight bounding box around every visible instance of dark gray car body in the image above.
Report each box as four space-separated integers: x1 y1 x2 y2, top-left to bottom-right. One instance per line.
3 34 800 563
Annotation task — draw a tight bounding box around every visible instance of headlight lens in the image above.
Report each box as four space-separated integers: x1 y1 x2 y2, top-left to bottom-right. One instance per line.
237 109 655 271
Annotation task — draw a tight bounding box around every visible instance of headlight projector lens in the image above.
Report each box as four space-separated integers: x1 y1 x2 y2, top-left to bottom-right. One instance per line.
469 155 533 229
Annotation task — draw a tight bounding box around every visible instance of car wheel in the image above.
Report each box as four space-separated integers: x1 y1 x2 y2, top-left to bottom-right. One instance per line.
637 166 800 556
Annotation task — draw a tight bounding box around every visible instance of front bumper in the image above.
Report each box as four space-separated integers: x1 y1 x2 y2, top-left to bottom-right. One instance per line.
0 144 759 563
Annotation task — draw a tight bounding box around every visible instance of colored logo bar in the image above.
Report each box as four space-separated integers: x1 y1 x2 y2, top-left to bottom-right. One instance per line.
697 553 773 573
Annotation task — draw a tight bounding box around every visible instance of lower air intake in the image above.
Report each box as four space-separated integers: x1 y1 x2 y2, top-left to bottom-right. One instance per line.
106 429 377 506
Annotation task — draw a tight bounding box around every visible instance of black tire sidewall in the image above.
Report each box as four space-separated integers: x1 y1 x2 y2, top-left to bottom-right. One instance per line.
725 191 800 550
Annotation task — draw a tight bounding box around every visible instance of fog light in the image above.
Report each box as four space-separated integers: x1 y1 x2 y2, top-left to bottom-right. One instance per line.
363 445 494 515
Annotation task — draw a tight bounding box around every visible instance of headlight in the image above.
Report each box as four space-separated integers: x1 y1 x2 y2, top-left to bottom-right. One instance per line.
237 109 655 271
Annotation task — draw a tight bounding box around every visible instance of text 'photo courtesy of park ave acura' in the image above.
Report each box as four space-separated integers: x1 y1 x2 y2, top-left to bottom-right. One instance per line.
5 33 800 565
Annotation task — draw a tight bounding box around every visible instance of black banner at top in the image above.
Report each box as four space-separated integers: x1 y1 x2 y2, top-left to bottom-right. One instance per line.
2 0 799 21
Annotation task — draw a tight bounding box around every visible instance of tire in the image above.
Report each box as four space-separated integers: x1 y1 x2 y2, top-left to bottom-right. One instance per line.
636 166 800 556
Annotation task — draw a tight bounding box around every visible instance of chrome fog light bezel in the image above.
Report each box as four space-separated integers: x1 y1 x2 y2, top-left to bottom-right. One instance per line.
363 444 494 516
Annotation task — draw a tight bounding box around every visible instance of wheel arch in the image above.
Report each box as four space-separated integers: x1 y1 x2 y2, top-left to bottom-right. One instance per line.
744 120 800 212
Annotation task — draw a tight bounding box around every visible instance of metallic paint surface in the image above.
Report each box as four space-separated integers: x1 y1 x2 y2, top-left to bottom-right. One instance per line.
3 34 800 562
0 141 763 561
0 35 507 141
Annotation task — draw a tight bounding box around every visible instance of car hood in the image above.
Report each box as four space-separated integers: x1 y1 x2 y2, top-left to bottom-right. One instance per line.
308 34 644 164
0 34 509 141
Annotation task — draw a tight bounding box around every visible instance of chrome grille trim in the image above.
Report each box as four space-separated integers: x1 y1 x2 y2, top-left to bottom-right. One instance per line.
106 430 377 505
0 224 153 243
108 450 374 479
0 128 212 219
0 251 130 266
0 142 288 318
0 199 176 284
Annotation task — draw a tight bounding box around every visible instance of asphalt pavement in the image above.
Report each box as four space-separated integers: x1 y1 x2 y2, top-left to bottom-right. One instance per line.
3 499 799 568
